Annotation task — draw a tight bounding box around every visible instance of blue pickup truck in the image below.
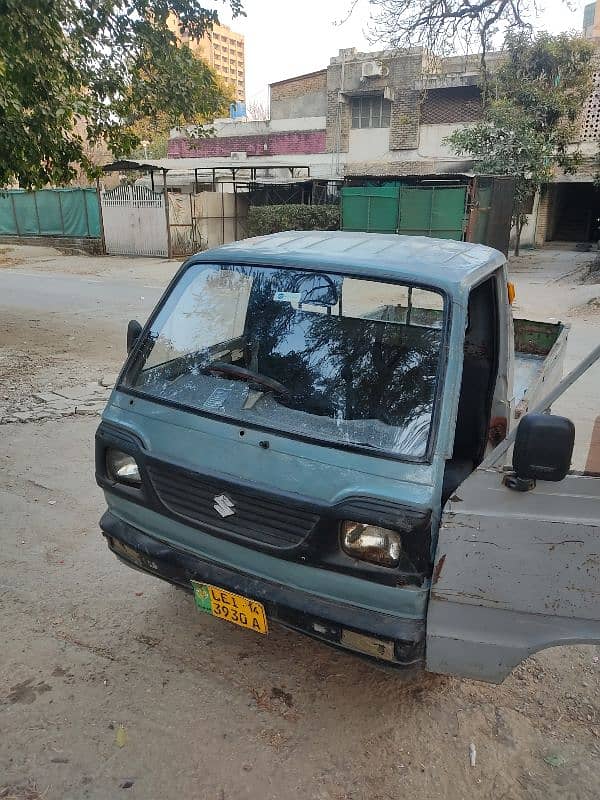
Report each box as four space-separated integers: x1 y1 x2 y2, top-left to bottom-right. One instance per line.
96 231 600 682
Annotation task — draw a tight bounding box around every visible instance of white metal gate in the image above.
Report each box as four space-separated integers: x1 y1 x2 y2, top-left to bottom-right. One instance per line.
101 185 169 257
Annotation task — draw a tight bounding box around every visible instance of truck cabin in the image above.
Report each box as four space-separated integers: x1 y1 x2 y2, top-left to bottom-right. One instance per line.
98 232 586 676
119 232 511 526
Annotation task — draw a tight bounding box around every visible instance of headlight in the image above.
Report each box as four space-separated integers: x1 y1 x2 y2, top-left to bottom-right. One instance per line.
106 449 141 486
340 521 402 568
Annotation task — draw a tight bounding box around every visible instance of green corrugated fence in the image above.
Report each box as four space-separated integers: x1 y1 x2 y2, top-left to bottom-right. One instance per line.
341 183 468 240
341 186 400 233
0 188 101 238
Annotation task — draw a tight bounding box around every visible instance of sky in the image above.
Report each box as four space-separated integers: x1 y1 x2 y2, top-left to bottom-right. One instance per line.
211 0 592 108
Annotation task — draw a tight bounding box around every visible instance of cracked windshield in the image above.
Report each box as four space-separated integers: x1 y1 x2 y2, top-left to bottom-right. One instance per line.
124 264 445 457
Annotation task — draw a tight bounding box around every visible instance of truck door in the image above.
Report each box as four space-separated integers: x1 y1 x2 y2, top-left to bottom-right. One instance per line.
426 352 600 683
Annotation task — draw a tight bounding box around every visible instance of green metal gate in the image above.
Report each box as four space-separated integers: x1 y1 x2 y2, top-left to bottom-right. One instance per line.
341 185 399 233
397 186 467 239
341 183 468 240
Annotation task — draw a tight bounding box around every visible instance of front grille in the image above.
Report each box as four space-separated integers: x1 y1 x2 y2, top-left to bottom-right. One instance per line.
146 459 320 550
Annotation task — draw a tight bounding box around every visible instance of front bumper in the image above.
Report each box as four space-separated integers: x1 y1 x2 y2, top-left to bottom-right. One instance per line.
100 510 425 668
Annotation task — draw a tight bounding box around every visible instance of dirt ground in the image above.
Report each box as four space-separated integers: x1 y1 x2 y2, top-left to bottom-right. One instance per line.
1 243 599 800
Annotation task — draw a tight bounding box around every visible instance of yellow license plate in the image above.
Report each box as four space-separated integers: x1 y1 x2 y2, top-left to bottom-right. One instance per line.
191 581 268 635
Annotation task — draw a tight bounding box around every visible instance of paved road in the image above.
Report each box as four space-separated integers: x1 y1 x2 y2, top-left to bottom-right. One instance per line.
0 268 163 323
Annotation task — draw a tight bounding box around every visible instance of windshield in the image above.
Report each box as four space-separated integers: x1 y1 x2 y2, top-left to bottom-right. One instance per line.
123 263 446 459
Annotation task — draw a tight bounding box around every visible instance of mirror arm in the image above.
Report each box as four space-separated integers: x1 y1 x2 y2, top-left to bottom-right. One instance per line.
503 473 536 492
127 320 143 354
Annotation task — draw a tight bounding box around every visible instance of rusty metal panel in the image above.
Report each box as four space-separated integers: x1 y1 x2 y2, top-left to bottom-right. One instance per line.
427 468 600 682
467 176 514 256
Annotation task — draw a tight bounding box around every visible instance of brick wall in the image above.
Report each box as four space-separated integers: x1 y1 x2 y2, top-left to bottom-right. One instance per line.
580 68 600 142
325 92 350 153
270 70 327 102
326 51 426 153
389 91 421 150
420 86 483 125
168 129 326 158
534 186 554 246
324 50 487 153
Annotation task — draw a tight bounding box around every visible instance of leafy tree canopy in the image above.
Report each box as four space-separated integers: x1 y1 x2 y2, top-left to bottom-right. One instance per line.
129 71 235 160
446 32 594 254
0 0 243 188
493 32 594 135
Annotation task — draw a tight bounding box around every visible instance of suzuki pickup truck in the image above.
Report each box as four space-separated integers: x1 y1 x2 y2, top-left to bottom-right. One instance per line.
95 231 600 682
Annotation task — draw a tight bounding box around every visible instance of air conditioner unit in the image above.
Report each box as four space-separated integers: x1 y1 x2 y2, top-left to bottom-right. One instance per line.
230 151 247 160
361 61 383 79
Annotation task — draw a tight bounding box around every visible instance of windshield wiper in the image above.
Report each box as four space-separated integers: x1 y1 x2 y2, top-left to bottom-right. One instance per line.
203 362 291 397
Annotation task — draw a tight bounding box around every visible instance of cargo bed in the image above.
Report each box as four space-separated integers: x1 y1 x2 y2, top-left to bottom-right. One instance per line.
513 319 569 416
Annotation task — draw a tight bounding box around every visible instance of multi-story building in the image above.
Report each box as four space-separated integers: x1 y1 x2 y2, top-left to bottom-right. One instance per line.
169 47 489 178
170 18 246 103
584 2 600 37
167 37 600 249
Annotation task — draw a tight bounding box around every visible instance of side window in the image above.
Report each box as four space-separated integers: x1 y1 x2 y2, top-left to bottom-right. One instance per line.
342 279 444 327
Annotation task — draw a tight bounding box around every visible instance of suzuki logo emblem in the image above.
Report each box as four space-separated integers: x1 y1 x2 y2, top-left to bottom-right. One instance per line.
213 493 236 518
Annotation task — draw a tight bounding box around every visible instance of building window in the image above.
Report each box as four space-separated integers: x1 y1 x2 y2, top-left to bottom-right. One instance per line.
351 95 391 129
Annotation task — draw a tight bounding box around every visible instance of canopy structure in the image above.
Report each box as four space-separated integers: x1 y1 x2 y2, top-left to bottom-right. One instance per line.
103 157 311 191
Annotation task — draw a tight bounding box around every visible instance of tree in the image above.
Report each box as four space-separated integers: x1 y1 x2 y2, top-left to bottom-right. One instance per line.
494 32 594 134
449 106 557 255
368 0 537 60
129 71 235 160
0 0 243 188
245 100 270 121
446 32 594 255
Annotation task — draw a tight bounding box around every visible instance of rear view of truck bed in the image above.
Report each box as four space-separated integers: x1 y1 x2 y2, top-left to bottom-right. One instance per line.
513 319 568 416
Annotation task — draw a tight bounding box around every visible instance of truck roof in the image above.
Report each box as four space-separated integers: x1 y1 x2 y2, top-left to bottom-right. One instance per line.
191 231 506 295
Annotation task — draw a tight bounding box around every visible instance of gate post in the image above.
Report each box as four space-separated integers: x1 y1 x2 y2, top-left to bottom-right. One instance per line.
163 170 172 259
96 177 107 254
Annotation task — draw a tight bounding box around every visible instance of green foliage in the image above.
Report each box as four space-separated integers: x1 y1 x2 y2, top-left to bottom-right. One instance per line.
0 0 243 188
247 205 341 237
445 32 594 254
131 134 169 160
448 105 556 245
492 31 593 144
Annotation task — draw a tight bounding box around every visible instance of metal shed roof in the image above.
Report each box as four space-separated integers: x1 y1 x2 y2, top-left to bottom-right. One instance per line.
103 157 312 173
344 159 475 178
191 231 506 295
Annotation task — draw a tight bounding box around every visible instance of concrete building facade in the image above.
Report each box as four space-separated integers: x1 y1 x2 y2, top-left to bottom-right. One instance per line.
584 2 600 38
522 5 600 248
168 47 488 179
169 18 246 103
166 35 600 249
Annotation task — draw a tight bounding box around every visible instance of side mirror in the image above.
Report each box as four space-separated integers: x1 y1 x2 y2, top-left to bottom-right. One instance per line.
512 413 575 485
127 319 143 353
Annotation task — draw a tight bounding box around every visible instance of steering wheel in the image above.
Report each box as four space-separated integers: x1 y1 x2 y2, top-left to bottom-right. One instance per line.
206 362 290 396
